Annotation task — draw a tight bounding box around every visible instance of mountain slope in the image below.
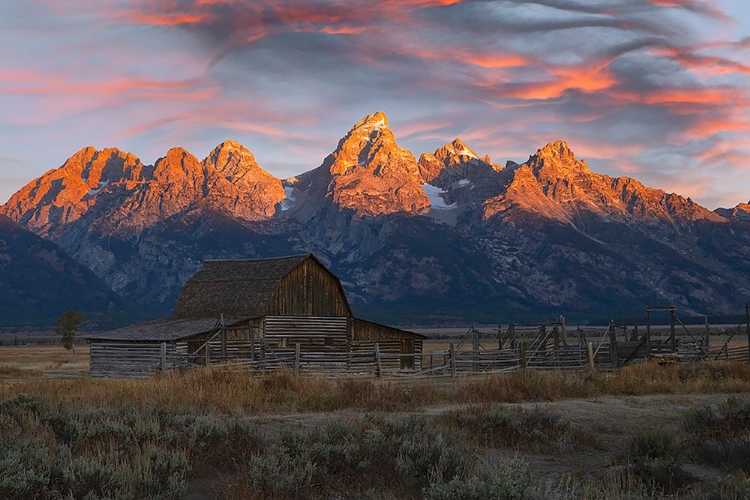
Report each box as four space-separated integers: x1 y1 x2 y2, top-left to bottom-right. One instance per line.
0 215 139 327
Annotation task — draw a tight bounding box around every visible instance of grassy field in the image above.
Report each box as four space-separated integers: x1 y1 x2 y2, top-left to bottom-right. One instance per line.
0 345 89 379
3 346 750 498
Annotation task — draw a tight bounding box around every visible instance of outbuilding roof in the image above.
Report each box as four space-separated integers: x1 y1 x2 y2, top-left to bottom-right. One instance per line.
83 315 249 342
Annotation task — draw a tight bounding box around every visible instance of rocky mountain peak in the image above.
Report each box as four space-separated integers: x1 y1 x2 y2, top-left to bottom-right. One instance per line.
446 138 478 158
202 141 285 220
715 201 750 222
152 147 203 185
418 138 501 185
289 112 429 218
352 111 389 131
528 140 590 177
204 140 258 176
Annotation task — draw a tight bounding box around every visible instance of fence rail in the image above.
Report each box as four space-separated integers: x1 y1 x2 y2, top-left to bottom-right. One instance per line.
163 336 748 379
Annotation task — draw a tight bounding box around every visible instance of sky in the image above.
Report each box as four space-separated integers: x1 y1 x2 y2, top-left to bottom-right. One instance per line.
1 0 750 209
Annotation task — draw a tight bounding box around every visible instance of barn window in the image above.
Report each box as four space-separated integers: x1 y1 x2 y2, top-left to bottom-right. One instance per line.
279 337 288 348
324 337 335 347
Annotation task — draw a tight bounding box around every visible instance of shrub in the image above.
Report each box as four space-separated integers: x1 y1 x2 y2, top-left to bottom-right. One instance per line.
441 404 595 454
684 396 750 471
0 393 267 499
424 458 539 500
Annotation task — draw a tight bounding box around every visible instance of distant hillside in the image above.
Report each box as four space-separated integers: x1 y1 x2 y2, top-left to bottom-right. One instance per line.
0 215 145 328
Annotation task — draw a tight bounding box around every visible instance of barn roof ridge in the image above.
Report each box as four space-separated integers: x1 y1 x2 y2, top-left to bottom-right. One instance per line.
203 253 313 263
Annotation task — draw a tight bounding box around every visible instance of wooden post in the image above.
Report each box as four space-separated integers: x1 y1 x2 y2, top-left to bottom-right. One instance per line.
609 321 618 371
577 327 584 349
587 341 595 372
294 343 300 376
520 341 527 370
553 325 560 368
510 323 517 349
703 316 710 353
645 309 652 358
472 326 479 372
622 325 627 343
220 314 227 363
250 326 255 362
160 341 167 373
560 315 567 343
375 342 382 378
430 353 434 370
449 342 456 377
498 325 502 350
669 307 677 352
205 341 210 367
633 323 639 342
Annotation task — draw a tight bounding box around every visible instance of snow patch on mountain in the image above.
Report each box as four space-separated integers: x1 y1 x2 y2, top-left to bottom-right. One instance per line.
280 186 296 211
87 180 110 197
456 148 477 158
422 183 456 210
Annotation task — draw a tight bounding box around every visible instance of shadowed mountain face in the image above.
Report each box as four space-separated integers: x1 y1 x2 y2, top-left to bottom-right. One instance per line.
0 215 139 327
2 113 750 324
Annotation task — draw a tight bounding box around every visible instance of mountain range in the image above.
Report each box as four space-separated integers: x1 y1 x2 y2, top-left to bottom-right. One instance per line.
2 111 750 326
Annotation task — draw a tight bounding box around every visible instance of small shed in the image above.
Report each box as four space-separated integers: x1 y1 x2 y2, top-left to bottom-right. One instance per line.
86 254 425 377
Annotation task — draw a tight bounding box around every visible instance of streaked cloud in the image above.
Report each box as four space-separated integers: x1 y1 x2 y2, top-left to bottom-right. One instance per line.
0 0 749 208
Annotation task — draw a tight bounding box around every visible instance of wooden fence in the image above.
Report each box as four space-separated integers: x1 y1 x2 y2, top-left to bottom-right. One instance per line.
130 303 750 379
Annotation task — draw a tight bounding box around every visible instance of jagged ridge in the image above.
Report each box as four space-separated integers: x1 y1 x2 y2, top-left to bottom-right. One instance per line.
2 112 750 323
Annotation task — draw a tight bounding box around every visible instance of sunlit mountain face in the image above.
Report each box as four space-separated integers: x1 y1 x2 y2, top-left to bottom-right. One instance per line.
1 1 750 213
3 112 750 324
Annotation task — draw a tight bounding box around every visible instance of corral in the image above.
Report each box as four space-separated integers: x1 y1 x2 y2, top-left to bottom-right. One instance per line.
85 254 424 377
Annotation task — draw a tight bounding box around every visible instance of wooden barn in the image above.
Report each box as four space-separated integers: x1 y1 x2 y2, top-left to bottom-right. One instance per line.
85 254 425 377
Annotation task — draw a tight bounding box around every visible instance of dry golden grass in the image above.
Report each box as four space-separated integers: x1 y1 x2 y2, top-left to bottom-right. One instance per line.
1 360 750 415
0 346 89 379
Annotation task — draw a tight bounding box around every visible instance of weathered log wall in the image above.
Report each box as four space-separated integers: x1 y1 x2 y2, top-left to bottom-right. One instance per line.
90 342 176 378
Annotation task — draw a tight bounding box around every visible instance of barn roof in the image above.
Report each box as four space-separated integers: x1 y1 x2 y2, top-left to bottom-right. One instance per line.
83 315 249 342
172 254 313 318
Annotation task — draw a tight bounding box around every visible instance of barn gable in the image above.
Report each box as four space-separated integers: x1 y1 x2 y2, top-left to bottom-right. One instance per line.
171 254 349 318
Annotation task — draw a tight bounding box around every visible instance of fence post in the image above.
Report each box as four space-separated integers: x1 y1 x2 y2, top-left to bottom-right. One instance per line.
220 314 227 363
472 327 479 372
587 341 595 372
498 325 502 350
553 325 560 368
205 341 210 367
294 343 301 376
669 306 677 352
449 342 456 377
703 316 709 353
633 323 639 342
250 326 255 362
160 341 167 373
375 342 382 378
609 321 618 371
645 309 652 359
520 341 527 370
